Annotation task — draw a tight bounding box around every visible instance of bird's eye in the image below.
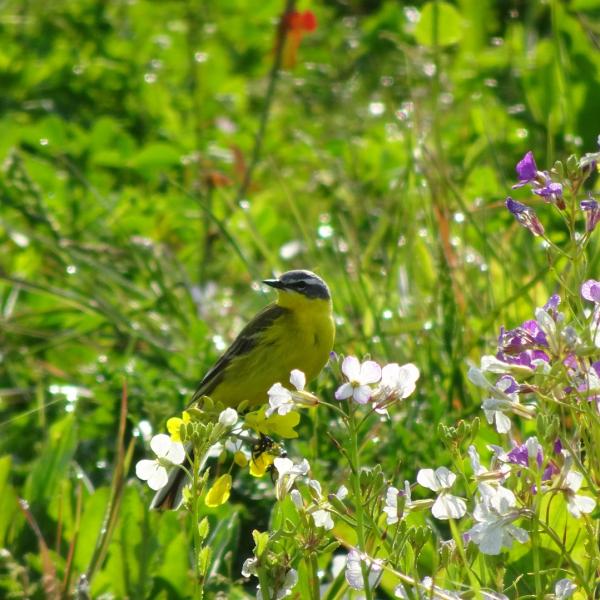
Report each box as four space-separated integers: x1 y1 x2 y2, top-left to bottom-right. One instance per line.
296 281 307 290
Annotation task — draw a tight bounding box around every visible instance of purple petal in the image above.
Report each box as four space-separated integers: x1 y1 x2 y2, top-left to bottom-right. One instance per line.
515 151 537 182
581 279 600 303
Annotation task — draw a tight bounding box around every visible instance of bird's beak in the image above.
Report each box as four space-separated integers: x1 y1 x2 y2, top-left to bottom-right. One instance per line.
263 278 285 290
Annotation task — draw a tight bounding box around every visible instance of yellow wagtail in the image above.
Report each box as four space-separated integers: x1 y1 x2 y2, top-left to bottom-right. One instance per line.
151 269 335 509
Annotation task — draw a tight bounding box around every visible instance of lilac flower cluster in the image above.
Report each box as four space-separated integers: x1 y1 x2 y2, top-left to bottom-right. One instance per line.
505 145 600 237
470 282 600 434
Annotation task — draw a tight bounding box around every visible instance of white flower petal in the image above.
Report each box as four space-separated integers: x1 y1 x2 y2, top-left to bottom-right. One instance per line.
353 385 372 404
336 485 348 500
507 524 529 544
218 407 238 427
150 433 173 458
135 459 158 481
555 578 577 599
468 366 489 388
495 411 512 434
308 479 322 497
434 466 456 489
417 468 439 491
360 360 382 385
289 369 305 391
312 509 334 530
565 470 583 493
432 493 466 520
568 494 596 517
341 356 361 380
274 457 294 476
290 489 303 509
335 382 354 400
164 441 186 465
147 464 169 490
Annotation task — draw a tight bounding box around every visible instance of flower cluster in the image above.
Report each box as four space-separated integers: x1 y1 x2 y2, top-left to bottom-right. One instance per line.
505 144 600 237
334 355 420 414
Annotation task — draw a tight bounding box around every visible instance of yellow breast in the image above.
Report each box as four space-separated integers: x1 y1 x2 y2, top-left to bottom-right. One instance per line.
210 293 335 408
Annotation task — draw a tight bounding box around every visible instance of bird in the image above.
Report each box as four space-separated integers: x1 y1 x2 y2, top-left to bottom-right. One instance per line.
151 269 335 510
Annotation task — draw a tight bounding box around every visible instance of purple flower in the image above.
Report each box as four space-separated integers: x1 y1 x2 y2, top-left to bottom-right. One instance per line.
498 320 548 355
497 374 519 394
542 462 559 481
506 197 545 236
513 151 538 188
533 180 563 201
581 280 600 303
543 294 561 318
553 438 563 455
507 438 542 468
581 198 600 232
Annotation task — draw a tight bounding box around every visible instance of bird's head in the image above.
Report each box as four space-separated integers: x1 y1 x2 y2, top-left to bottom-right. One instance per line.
263 270 331 305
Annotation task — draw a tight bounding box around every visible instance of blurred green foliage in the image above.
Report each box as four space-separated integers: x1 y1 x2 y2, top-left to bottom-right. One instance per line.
1 0 599 597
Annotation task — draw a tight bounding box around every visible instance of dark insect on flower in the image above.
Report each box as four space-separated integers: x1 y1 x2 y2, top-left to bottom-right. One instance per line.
505 197 545 236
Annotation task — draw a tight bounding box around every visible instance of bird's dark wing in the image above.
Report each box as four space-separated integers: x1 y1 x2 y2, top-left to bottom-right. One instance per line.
189 303 289 404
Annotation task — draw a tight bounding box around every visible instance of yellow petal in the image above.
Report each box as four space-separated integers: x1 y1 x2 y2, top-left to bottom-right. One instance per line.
266 411 300 438
167 417 184 442
244 407 300 439
234 451 248 468
205 474 232 507
249 453 275 478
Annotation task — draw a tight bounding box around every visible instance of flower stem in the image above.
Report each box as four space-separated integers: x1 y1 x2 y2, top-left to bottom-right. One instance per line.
348 402 373 600
191 448 204 600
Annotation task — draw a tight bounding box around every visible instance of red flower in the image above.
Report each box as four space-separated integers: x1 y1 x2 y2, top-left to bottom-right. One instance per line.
281 10 317 69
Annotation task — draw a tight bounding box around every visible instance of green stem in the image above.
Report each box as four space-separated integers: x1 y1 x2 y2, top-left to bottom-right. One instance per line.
192 449 204 600
348 403 373 600
308 553 320 600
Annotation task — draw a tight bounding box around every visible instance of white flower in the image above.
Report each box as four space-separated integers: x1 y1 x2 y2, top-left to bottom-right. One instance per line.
135 434 186 491
383 481 413 525
383 486 401 525
336 484 348 500
277 568 298 599
266 369 312 417
335 356 382 404
274 457 310 500
308 478 322 499
467 445 509 497
376 362 420 400
478 375 534 434
289 369 305 391
417 467 467 520
290 489 303 509
218 407 238 427
555 578 577 599
256 568 298 600
266 383 295 417
241 557 258 578
466 486 528 555
345 549 383 591
561 469 596 518
535 307 559 353
312 509 334 530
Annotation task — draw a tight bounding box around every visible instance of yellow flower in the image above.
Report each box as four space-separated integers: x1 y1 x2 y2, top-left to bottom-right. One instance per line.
234 451 248 468
205 473 232 507
167 411 191 442
249 452 275 478
244 406 300 439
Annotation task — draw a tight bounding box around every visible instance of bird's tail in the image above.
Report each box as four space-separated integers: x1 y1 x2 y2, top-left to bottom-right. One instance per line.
150 443 192 511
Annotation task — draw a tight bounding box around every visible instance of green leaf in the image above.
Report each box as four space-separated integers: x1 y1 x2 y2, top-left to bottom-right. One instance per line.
129 143 181 171
414 2 463 47
23 415 77 507
0 456 20 546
